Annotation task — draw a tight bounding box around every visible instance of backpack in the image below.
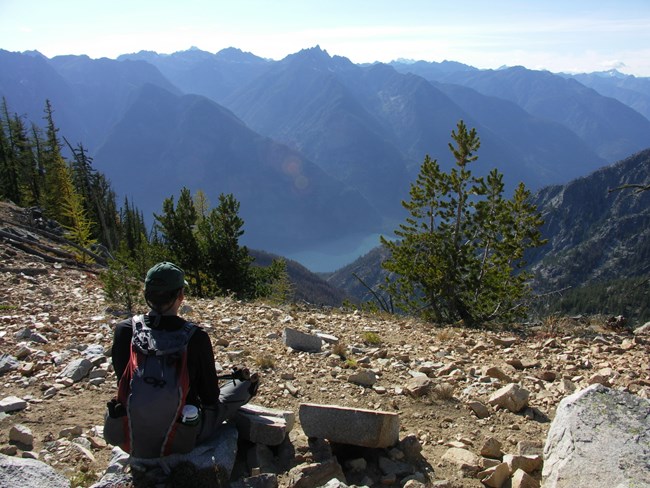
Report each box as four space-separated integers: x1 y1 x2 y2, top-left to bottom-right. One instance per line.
112 315 198 458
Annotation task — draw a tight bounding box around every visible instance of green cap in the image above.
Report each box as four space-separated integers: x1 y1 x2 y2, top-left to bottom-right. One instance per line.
145 262 187 292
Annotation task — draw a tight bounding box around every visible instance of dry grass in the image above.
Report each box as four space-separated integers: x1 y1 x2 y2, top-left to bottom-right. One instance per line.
435 327 455 342
331 341 348 358
254 354 276 370
433 382 455 401
362 331 382 345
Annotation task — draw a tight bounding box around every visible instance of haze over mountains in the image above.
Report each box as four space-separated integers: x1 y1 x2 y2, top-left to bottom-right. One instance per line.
1 46 649 271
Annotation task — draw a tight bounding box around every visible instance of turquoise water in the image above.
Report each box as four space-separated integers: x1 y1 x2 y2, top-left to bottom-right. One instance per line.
286 233 385 273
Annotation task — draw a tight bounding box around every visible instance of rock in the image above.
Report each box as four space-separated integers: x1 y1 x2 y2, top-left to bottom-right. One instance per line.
58 358 92 382
398 434 423 463
299 403 400 448
316 333 339 344
491 336 517 347
347 370 377 387
468 401 491 419
405 376 432 397
402 480 425 488
516 440 543 456
478 462 510 487
0 453 70 488
537 371 556 382
488 383 530 413
286 458 346 488
283 328 323 353
511 468 540 488
485 366 513 383
503 453 543 474
633 322 650 335
247 443 277 474
543 384 650 488
70 442 95 463
231 473 279 488
236 404 295 446
344 457 367 472
430 481 452 488
9 425 33 448
59 426 83 438
0 355 20 375
377 456 413 477
99 423 239 485
480 437 503 459
307 437 333 462
0 397 27 413
441 447 481 476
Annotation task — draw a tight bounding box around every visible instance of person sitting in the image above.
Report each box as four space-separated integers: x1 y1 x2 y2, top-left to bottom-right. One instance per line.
105 261 258 459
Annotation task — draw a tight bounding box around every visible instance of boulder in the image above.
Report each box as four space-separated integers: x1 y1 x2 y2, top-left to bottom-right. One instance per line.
299 403 399 448
543 384 650 488
9 424 33 448
633 321 650 335
503 453 542 474
347 370 377 387
441 447 481 476
488 383 529 413
235 404 295 446
286 458 346 488
58 358 92 382
511 469 539 488
283 328 323 353
468 401 491 419
480 437 503 459
405 376 432 397
0 453 70 488
484 366 513 383
92 424 239 487
0 355 20 375
479 462 510 487
0 396 27 413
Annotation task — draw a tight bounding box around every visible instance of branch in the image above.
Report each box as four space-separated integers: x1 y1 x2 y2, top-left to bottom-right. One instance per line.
352 272 393 313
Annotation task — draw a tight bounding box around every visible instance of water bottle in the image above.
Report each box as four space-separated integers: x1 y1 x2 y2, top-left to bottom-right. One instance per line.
181 404 199 426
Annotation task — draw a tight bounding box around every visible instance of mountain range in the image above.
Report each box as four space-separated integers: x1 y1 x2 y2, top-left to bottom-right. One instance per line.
1 46 649 273
326 148 650 321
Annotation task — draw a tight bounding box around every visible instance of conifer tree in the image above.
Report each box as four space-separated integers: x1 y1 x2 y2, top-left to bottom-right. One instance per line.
40 100 73 223
66 139 119 250
381 121 545 325
154 187 204 296
197 193 253 298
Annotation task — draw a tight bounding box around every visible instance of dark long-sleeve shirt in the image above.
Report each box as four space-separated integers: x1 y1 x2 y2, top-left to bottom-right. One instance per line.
111 314 220 406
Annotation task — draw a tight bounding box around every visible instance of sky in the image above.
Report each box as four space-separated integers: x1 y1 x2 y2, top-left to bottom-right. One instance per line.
2 0 650 76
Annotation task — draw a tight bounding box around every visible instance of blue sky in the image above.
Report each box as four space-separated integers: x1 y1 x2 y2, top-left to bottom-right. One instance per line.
2 0 650 76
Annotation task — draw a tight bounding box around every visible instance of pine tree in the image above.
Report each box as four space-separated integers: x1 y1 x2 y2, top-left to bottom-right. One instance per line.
154 187 204 296
381 121 546 325
197 193 253 298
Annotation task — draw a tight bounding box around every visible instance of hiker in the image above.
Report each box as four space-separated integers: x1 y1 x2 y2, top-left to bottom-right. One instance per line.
104 261 259 459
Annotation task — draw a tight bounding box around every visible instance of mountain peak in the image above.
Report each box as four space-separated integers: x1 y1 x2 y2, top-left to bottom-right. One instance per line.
215 47 266 64
282 46 354 71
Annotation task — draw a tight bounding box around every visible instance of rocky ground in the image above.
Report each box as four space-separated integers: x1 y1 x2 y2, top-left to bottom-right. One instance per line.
1 201 649 487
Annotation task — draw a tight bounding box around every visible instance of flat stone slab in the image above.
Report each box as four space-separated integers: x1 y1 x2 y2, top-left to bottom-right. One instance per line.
299 403 399 448
543 384 650 488
235 404 295 446
283 327 323 352
0 396 27 413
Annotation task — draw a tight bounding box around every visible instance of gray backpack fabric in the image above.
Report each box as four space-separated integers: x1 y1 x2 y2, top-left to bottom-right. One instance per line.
114 315 198 458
